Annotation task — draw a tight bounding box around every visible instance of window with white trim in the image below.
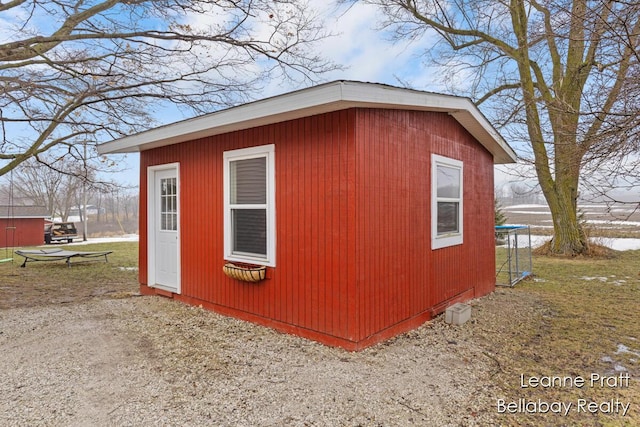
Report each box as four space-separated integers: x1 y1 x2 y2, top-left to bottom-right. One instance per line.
431 154 463 249
224 145 276 266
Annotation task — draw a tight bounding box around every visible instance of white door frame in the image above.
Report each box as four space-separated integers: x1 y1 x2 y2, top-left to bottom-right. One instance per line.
147 163 181 294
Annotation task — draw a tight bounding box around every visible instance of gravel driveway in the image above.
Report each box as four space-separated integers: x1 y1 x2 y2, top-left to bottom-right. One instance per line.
0 289 524 426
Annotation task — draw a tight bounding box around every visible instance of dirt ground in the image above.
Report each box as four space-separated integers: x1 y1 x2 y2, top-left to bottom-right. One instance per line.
1 257 637 426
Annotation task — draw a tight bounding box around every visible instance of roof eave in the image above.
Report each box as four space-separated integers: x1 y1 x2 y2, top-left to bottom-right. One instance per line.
0 216 48 219
448 110 517 164
97 81 517 164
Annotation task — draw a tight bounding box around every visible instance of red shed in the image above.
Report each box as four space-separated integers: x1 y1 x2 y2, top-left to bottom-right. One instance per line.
0 206 48 248
99 81 516 350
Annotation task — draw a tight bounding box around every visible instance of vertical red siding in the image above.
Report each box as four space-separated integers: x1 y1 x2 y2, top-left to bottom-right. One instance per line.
141 110 359 343
353 109 495 342
1 218 45 247
139 107 496 349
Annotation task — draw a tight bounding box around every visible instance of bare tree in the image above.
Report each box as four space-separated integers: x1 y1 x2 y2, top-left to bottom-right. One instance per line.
121 189 139 223
355 0 639 255
11 157 87 220
8 156 141 234
1 0 334 176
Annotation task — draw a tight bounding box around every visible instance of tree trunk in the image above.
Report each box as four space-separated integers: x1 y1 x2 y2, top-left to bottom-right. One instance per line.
539 162 588 255
549 193 587 255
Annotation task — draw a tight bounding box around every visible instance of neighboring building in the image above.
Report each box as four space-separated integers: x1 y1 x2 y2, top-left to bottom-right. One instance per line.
0 205 49 248
98 81 517 350
69 205 106 217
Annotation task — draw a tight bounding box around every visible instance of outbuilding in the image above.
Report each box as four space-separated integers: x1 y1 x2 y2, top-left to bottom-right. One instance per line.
99 81 517 350
0 205 49 248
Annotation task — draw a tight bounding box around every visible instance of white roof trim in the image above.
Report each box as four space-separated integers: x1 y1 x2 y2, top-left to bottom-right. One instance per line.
0 215 47 219
98 81 517 164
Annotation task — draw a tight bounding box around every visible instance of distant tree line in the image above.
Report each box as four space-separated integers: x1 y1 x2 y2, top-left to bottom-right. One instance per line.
1 158 138 235
496 183 546 207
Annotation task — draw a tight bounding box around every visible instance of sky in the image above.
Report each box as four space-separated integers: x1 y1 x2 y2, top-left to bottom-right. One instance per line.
2 1 522 189
112 1 453 186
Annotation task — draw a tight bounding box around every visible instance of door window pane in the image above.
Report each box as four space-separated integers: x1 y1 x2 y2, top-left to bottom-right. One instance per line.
160 177 177 231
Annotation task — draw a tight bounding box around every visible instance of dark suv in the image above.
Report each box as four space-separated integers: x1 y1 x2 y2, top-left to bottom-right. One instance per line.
44 222 78 244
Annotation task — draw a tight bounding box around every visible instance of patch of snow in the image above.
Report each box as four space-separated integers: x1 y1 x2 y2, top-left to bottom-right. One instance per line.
615 344 640 357
497 234 548 249
503 204 549 210
580 276 608 282
503 203 635 211
595 238 640 251
578 276 630 286
506 211 552 215
611 208 638 214
530 236 549 247
521 236 640 251
586 219 640 226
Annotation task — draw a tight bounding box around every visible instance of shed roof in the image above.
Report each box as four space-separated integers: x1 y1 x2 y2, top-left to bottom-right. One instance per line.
98 80 517 164
0 205 48 219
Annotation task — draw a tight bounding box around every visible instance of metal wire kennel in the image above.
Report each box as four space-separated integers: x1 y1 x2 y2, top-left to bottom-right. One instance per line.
495 225 533 287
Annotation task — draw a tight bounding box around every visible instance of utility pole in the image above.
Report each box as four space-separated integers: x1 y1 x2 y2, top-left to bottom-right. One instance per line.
82 141 88 242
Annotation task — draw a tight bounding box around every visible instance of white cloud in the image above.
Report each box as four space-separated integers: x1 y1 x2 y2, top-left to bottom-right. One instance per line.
256 1 442 97
0 4 36 43
313 1 439 87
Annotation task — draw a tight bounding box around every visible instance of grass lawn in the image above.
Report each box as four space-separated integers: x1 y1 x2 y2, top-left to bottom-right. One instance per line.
492 249 640 426
0 241 139 309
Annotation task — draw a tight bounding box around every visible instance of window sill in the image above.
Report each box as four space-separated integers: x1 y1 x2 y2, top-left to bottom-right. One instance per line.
224 254 274 268
432 234 463 250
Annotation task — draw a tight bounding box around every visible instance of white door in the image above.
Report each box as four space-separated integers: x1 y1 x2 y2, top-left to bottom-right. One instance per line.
149 166 180 293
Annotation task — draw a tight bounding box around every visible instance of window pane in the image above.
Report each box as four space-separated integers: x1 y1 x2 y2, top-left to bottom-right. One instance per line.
437 202 459 234
232 209 267 256
437 165 460 198
231 157 266 204
160 177 177 231
162 177 177 197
